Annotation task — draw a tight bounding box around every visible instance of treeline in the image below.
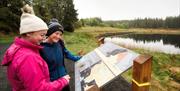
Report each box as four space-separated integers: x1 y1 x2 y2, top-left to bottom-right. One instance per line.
78 16 180 29
0 0 78 34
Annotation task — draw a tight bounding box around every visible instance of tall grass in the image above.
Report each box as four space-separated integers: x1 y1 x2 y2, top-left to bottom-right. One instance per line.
0 32 17 43
64 31 98 54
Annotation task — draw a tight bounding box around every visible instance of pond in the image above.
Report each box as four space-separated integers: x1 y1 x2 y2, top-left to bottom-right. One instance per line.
104 34 180 54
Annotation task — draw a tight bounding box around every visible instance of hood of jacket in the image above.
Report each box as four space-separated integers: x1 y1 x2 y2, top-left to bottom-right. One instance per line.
1 37 42 66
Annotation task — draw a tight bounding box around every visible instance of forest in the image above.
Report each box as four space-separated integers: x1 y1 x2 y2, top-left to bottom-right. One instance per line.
78 16 180 29
0 0 179 34
0 0 78 34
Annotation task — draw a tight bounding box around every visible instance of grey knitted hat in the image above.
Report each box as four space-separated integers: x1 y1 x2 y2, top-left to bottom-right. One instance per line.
46 18 64 36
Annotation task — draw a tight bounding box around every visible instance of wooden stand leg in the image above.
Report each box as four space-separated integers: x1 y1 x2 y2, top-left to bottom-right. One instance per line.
132 55 152 91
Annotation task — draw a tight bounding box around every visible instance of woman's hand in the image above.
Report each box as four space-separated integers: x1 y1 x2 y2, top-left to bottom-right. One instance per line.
63 75 71 83
77 50 85 56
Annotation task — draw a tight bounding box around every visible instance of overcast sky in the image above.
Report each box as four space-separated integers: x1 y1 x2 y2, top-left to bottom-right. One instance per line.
73 0 180 20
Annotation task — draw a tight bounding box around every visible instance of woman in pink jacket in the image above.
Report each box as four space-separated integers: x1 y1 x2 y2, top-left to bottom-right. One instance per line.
1 4 69 91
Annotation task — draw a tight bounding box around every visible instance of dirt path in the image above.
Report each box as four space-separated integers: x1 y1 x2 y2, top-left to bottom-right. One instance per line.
0 43 11 91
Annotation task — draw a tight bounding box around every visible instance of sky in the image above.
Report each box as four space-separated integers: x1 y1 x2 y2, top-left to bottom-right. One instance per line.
73 0 180 20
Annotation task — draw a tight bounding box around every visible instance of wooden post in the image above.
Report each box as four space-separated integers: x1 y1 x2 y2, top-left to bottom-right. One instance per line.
132 55 152 91
97 37 105 46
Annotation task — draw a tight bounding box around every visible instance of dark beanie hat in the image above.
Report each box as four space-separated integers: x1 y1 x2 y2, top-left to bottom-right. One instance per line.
46 18 64 37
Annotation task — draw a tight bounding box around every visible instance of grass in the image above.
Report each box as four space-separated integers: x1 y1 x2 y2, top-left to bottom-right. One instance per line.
132 49 180 91
0 37 14 43
0 32 17 43
64 31 98 54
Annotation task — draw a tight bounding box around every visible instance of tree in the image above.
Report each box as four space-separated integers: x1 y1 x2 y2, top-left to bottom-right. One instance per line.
0 0 24 34
33 0 78 32
62 0 78 32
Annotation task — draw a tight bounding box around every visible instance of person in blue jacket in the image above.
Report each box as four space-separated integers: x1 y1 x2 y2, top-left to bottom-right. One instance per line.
40 18 81 91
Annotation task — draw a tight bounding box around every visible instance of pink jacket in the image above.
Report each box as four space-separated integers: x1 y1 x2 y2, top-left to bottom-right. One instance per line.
1 37 68 91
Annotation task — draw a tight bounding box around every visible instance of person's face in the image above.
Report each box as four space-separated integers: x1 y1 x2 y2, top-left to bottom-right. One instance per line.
48 31 63 43
27 30 47 45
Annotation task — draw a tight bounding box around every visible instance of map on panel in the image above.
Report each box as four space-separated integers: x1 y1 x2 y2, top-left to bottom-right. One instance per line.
75 42 139 91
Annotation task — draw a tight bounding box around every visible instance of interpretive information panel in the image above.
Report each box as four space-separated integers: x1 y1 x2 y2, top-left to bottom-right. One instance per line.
75 42 139 91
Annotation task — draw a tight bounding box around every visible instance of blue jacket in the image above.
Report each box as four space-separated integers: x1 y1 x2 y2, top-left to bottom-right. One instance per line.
40 41 81 81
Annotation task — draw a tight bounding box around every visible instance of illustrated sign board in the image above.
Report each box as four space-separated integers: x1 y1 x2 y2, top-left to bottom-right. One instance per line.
75 42 139 91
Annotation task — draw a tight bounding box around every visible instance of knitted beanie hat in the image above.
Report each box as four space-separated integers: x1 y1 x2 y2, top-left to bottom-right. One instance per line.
46 18 64 37
19 4 48 34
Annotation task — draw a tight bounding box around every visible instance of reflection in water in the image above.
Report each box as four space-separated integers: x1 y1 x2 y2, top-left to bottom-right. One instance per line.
105 37 180 54
118 34 180 48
